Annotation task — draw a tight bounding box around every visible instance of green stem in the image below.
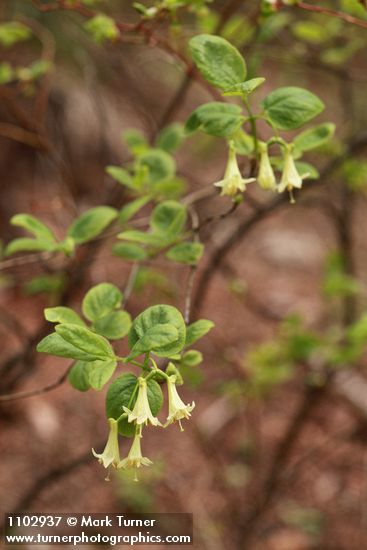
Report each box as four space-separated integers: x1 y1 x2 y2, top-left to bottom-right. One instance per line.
146 358 169 381
130 359 146 369
242 95 259 154
116 411 128 423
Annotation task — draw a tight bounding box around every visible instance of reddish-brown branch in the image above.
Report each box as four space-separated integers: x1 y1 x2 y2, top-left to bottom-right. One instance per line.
294 1 367 31
30 0 221 100
0 122 46 148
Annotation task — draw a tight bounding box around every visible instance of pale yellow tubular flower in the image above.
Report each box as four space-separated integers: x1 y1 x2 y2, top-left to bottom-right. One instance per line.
214 143 255 197
119 430 153 481
258 144 277 191
165 375 195 431
92 418 121 474
278 149 309 203
123 376 161 427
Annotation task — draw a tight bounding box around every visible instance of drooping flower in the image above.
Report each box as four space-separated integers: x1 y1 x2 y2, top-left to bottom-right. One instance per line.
92 418 121 471
165 375 195 431
258 144 277 191
119 430 153 481
123 377 161 426
214 143 255 197
278 149 309 203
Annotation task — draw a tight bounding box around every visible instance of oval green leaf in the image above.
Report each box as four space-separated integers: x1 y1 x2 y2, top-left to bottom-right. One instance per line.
262 87 324 130
189 34 246 90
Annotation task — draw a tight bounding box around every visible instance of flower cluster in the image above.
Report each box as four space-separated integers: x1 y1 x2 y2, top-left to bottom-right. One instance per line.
93 375 195 480
215 142 308 203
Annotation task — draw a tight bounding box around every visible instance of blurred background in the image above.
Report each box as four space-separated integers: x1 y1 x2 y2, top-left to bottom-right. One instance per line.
1 1 367 548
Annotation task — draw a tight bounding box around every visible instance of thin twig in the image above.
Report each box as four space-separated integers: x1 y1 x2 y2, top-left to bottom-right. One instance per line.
0 365 71 402
294 1 367 31
236 384 326 545
2 443 102 520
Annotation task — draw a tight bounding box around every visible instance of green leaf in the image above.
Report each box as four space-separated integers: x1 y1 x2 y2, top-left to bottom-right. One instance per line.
119 196 150 223
292 21 331 44
166 362 184 385
87 358 117 390
68 358 117 391
16 60 52 83
258 13 291 42
10 214 56 243
129 305 186 358
55 323 115 359
106 373 138 437
156 123 184 153
185 102 245 138
94 310 132 340
221 14 255 48
0 22 31 48
4 238 56 257
68 361 91 391
106 374 163 436
57 237 75 256
189 34 246 90
84 13 119 43
44 307 86 326
150 200 187 237
347 313 367 346
27 60 52 80
106 166 134 189
166 242 204 264
262 87 324 130
0 62 14 84
136 149 176 184
146 378 163 416
342 159 367 192
123 129 148 155
181 349 203 367
113 242 149 261
222 77 265 97
152 177 187 199
82 283 123 322
232 130 254 155
293 123 335 153
67 206 118 244
117 230 162 247
186 319 214 346
37 332 97 361
127 323 179 359
295 161 319 180
25 274 65 296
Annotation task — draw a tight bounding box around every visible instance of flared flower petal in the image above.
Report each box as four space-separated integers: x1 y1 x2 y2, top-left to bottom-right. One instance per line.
278 150 309 202
119 431 153 480
214 143 255 197
123 377 161 426
165 375 195 431
92 418 121 470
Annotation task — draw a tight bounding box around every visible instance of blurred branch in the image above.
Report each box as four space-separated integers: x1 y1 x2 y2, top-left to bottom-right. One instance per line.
30 0 221 100
0 365 71 402
292 1 367 31
2 442 102 519
237 383 326 545
0 121 45 148
0 307 29 344
220 262 282 322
